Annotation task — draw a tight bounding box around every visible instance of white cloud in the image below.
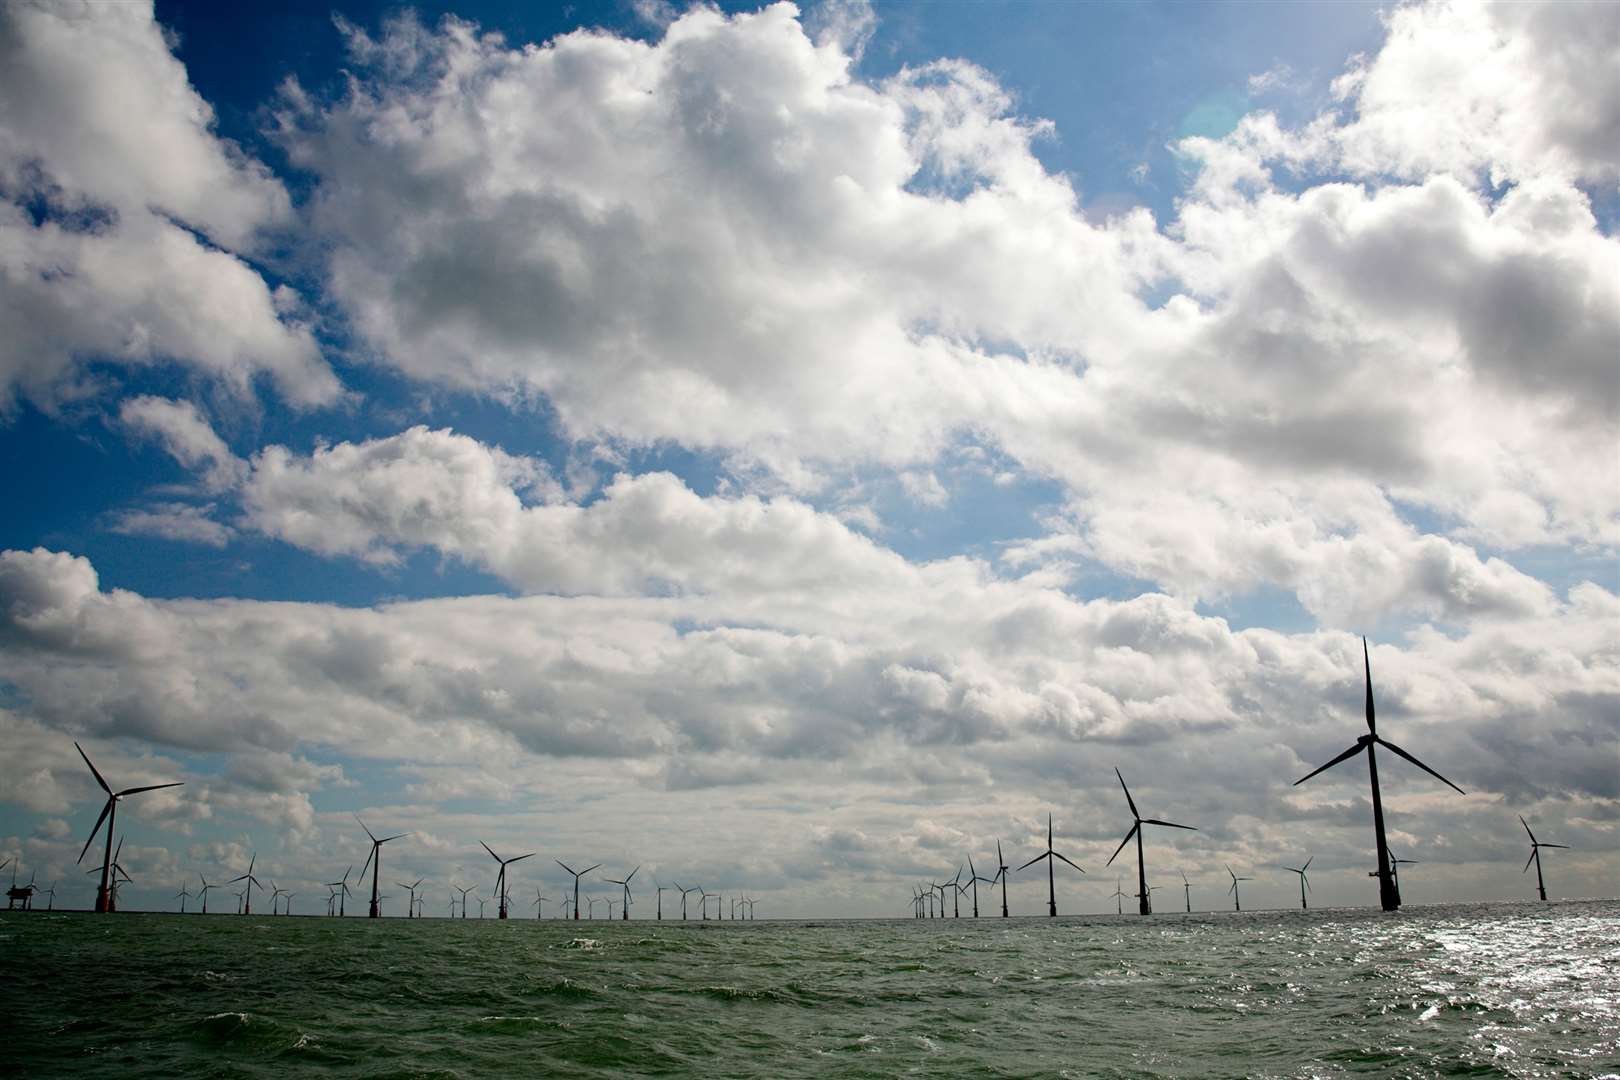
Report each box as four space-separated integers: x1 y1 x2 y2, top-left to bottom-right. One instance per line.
107 502 234 547
120 395 247 492
0 1 339 410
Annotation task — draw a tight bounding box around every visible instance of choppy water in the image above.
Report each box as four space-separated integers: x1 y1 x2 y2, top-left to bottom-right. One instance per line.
2 901 1616 1078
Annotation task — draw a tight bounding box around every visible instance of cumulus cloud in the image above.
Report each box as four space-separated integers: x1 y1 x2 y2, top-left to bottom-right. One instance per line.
0 0 339 410
262 0 1616 624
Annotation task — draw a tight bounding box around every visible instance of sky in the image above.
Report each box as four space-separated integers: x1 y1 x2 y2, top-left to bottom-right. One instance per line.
0 0 1615 918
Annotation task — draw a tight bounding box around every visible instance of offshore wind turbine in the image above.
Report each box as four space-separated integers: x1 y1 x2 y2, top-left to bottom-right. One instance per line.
1110 877 1127 915
175 882 192 913
1226 864 1252 911
397 878 425 919
1282 857 1312 910
269 882 285 915
356 815 410 919
1105 768 1197 915
1180 870 1193 913
603 866 638 921
1017 814 1084 916
326 866 353 916
455 884 476 919
1293 638 1465 912
556 860 600 921
481 843 534 919
198 873 218 914
73 742 183 913
230 854 262 915
674 881 699 920
533 889 554 919
1520 816 1569 901
654 879 668 920
967 856 988 917
990 841 1010 917
949 867 963 918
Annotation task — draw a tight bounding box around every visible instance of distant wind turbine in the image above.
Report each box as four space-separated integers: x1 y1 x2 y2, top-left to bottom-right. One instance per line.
397 878 425 919
1105 768 1197 915
1110 877 1127 915
603 866 638 921
175 881 192 913
1180 870 1193 913
1520 816 1569 902
198 872 218 914
326 866 353 917
967 855 988 917
356 815 410 919
73 742 183 913
674 881 699 920
556 860 600 921
481 842 534 919
654 879 668 920
455 884 476 919
1017 814 1084 916
1293 638 1465 912
1226 864 1252 911
990 841 1010 917
230 854 262 915
1282 857 1312 910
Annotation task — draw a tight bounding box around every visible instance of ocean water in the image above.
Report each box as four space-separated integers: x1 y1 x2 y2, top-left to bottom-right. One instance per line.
2 901 1616 1078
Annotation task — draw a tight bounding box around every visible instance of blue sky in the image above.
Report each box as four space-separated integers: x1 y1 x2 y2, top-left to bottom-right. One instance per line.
0 0 1614 917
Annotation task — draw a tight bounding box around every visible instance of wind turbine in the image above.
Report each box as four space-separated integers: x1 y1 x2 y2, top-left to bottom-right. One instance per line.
1226 864 1252 911
455 884 476 919
41 881 56 910
1180 870 1193 913
284 892 297 915
356 815 410 918
654 879 668 920
697 886 712 920
674 881 699 920
586 896 603 919
269 881 286 915
479 842 534 919
1282 857 1312 910
1105 768 1197 915
397 878 425 919
533 889 554 919
948 867 964 918
1386 850 1419 895
230 854 262 915
1520 816 1569 901
175 881 192 913
1017 814 1084 916
604 866 638 921
990 841 1010 917
197 872 218 914
476 896 488 918
966 856 989 917
73 742 183 913
1293 639 1465 912
556 860 600 921
326 866 353 916
1110 877 1127 915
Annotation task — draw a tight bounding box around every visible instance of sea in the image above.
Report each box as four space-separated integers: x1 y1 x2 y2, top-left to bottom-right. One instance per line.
2 900 1616 1078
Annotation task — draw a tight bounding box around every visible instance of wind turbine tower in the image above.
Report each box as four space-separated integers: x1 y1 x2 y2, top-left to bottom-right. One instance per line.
1105 768 1196 915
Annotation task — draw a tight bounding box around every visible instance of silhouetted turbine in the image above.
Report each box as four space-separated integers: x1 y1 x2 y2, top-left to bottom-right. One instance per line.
481 842 534 919
1282 857 1312 910
1226 864 1252 911
198 873 218 914
326 866 353 917
73 742 183 913
556 860 600 921
967 855 989 917
1520 815 1569 902
674 881 699 920
1180 870 1193 913
1017 814 1084 916
1110 876 1127 915
1293 639 1464 912
603 866 638 921
1105 768 1196 915
455 884 476 919
397 878 425 919
174 882 192 913
230 853 262 915
991 841 1010 917
356 815 410 918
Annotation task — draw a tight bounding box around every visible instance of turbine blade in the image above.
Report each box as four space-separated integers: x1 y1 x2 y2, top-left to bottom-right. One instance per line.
75 742 115 796
77 798 113 864
354 812 377 842
1016 852 1049 872
556 859 577 876
380 833 410 844
1052 851 1085 873
1523 850 1537 874
1142 819 1196 831
1115 767 1139 820
1520 815 1537 844
481 841 501 862
1293 742 1366 786
582 864 601 876
1105 824 1139 867
1302 856 1313 872
116 781 184 797
360 847 375 880
509 853 536 864
1540 843 1570 849
1363 637 1376 736
1375 737 1465 794
627 866 638 882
